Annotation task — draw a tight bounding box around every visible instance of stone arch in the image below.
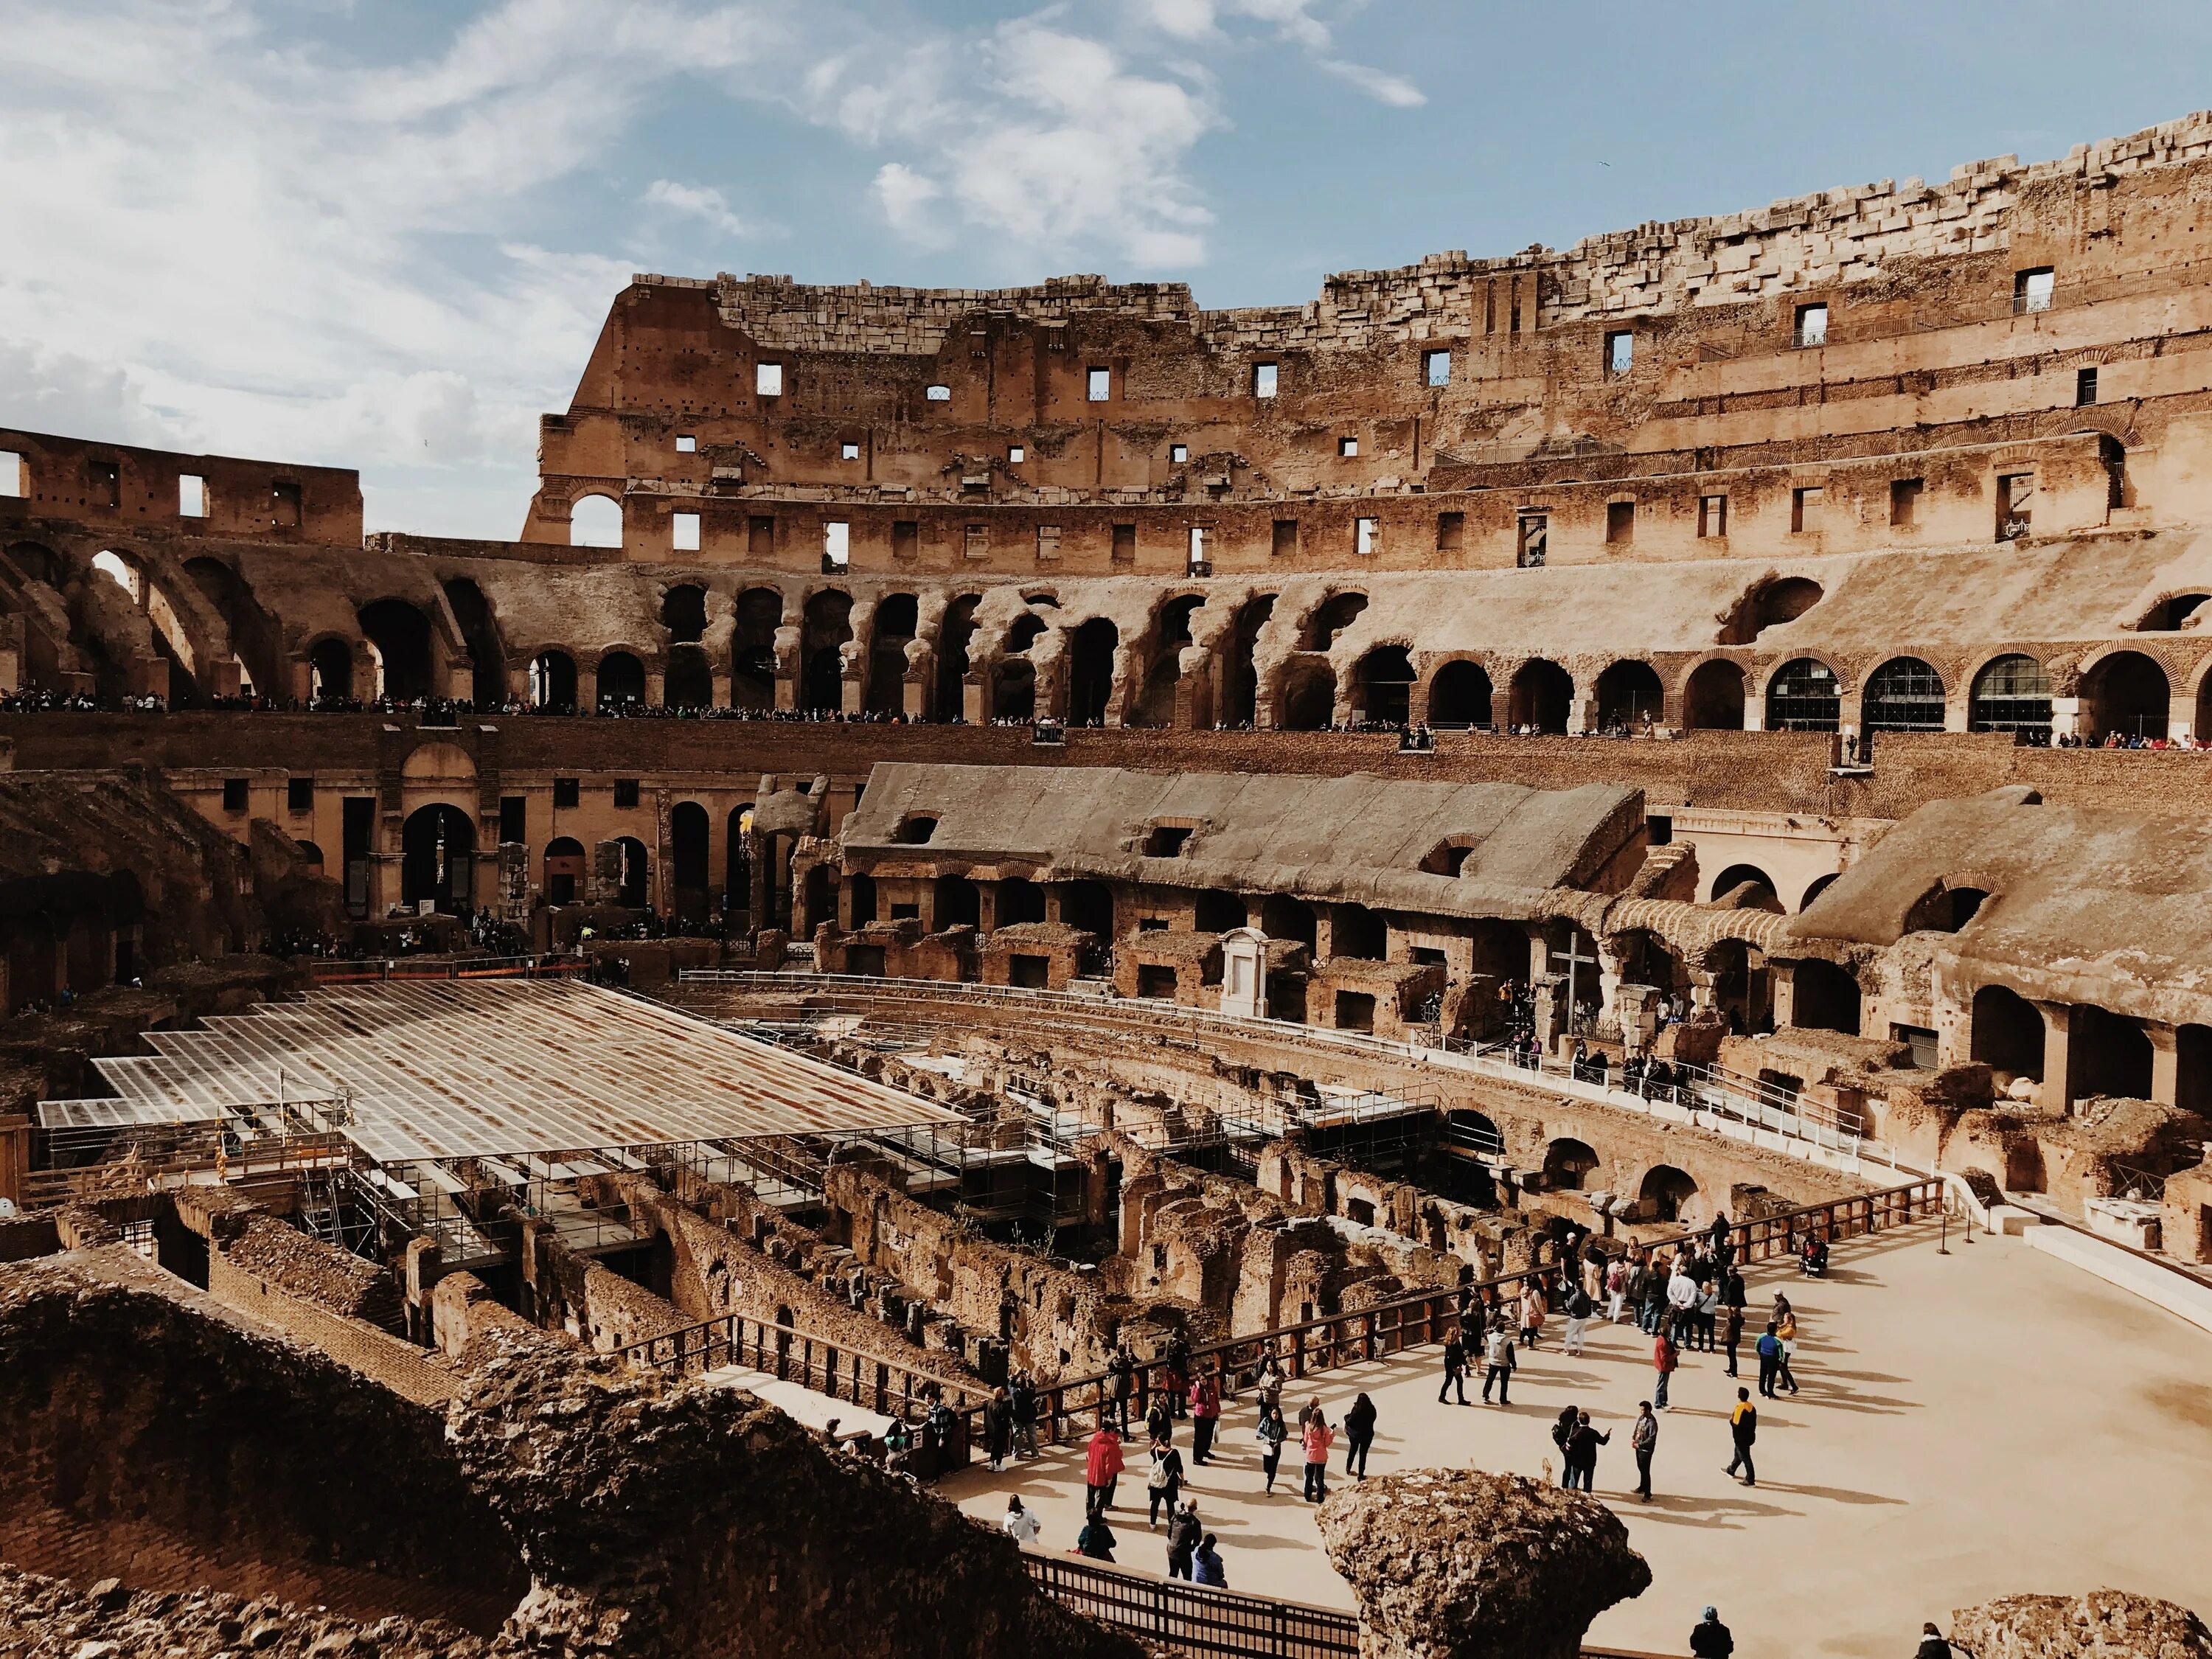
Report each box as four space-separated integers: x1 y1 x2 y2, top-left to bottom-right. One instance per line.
865 592 919 715
1682 658 1746 730
801 590 853 714
1863 655 1947 733
569 492 622 549
1719 574 1823 644
660 582 709 644
306 635 356 705
1543 1138 1600 1190
664 644 712 709
1764 657 1842 732
1067 617 1119 726
1800 872 1840 910
442 577 506 706
1304 591 1368 651
934 592 983 718
545 835 586 905
613 835 651 909
1506 658 1573 733
1971 984 2044 1081
992 658 1036 720
1353 644 1416 726
732 586 783 710
670 801 711 921
1259 893 1317 950
1220 593 1276 726
1710 863 1782 912
400 804 474 913
1637 1164 1700 1224
1594 659 1664 729
1276 658 1337 731
2134 591 2209 632
1426 658 1492 728
998 877 1046 925
187 555 276 695
2080 648 2169 741
1969 653 2052 737
1790 959 1862 1034
358 598 436 702
529 648 578 711
596 649 647 712
1133 595 1203 728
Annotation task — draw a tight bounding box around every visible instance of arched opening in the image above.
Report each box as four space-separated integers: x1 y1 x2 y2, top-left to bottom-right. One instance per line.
442 579 506 707
187 556 278 696
1259 894 1317 950
1594 660 1664 731
1638 1164 1700 1225
63 914 110 995
1354 645 1415 726
992 658 1036 720
1971 985 2044 1082
91 549 139 599
670 802 710 921
1863 656 1947 733
724 810 752 922
1683 659 1747 730
1059 880 1114 939
1133 596 1203 728
664 645 712 709
1194 889 1247 932
1277 661 1337 731
1969 655 2051 740
1332 903 1386 961
935 594 982 719
934 874 981 929
1904 882 1988 933
1765 658 1841 732
1304 591 1368 650
1612 929 1685 1002
1221 594 1276 726
866 593 919 715
2081 650 2170 742
2067 1004 2154 1102
2138 594 2209 632
1801 872 1840 910
1719 575 1823 644
544 837 585 906
308 639 354 705
801 590 853 714
733 587 783 710
2177 1023 2211 1116
596 650 647 712
1068 619 1119 726
1427 661 1492 728
359 599 435 702
1790 959 1862 1034
1543 1138 1600 1191
400 805 474 914
613 836 651 910
846 871 877 926
661 583 708 644
1506 658 1573 733
569 493 622 549
1711 863 1783 913
998 877 1046 925
529 650 577 712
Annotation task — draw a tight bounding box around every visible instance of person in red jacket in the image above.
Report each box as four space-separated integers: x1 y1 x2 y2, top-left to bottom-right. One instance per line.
1189 1368 1222 1465
1085 1425 1124 1519
1653 1328 1680 1411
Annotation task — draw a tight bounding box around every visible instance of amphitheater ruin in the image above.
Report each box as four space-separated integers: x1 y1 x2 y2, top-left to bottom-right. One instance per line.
4 110 2212 1659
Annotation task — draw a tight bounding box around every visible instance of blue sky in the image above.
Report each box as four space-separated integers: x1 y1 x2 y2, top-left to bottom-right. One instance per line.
5 0 2211 538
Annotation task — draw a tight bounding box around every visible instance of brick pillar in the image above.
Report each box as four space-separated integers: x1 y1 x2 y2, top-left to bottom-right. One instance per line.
2037 1002 2073 1114
2149 1023 2180 1105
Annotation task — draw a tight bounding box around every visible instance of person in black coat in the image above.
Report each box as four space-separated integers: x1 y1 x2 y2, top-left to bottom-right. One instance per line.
1915 1624 1954 1659
1437 1329 1470 1405
1343 1392 1378 1478
1690 1607 1734 1658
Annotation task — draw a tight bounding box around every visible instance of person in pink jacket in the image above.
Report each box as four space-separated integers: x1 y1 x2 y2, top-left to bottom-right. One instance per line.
1085 1425 1124 1519
1301 1411 1335 1503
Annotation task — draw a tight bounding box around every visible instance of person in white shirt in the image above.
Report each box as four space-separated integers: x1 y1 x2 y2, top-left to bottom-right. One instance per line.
1002 1495 1042 1546
1666 1265 1699 1346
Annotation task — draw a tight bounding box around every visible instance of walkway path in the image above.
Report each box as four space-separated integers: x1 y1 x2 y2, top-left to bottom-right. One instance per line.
942 1221 2212 1658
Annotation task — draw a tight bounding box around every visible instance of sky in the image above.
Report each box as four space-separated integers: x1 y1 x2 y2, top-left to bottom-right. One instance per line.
6 0 2212 540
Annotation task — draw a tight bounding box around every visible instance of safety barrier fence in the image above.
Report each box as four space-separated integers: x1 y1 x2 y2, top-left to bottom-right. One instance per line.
307 952 587 984
616 1310 988 1430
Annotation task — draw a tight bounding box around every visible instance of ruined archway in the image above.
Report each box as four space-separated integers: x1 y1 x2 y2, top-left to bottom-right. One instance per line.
670 801 711 921
1068 618 1119 726
1354 644 1415 726
2081 650 2169 742
1506 659 1573 733
1427 660 1492 728
359 599 436 703
1683 660 1746 730
596 650 647 712
1972 984 2044 1082
1638 1164 1700 1224
1594 660 1663 730
400 804 474 914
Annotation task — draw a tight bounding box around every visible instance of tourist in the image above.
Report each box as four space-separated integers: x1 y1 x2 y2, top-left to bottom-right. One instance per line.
1301 1408 1335 1502
1550 1405 1579 1481
1916 1622 1955 1659
1074 1512 1118 1562
1690 1606 1735 1658
1756 1321 1784 1398
1164 1333 1192 1417
1725 1387 1759 1486
1189 1366 1222 1464
1667 1260 1700 1344
1085 1424 1124 1518
1605 1255 1630 1322
1695 1279 1720 1352
1145 1436 1186 1527
1638 1259 1668 1334
1012 1372 1041 1459
1774 1302 1801 1394
1438 1324 1470 1404
1723 1302 1745 1379
1002 1495 1041 1545
1562 1281 1593 1354
1652 1325 1679 1411
1481 1321 1516 1405
1343 1391 1377 1479
1518 1279 1546 1348
1254 1352 1286 1419
1630 1400 1658 1500
1166 1498 1203 1579
1107 1343 1136 1434
1146 1391 1175 1447
1193 1533 1228 1587
1565 1408 1610 1492
984 1385 1013 1472
1256 1400 1289 1493
883 1419 913 1477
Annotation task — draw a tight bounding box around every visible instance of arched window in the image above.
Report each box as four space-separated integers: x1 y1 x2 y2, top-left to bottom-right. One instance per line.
543 837 585 907
1068 619 1119 726
529 650 577 711
661 583 708 643
1683 660 1746 730
669 802 710 919
1304 592 1368 650
597 650 647 711
569 493 622 549
1277 661 1335 731
1427 661 1492 728
665 645 712 709
1969 655 2051 738
308 639 353 704
1595 661 1663 730
400 804 475 913
359 599 435 701
2081 650 2169 742
1863 656 1946 733
1354 645 1414 726
1765 658 1840 731
1506 659 1573 733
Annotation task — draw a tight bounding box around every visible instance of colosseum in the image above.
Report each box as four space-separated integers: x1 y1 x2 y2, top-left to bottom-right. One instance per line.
4 110 2212 1659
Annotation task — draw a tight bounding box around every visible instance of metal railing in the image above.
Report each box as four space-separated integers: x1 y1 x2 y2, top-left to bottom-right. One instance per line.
1023 1554 1357 1659
616 1309 987 1427
308 952 588 984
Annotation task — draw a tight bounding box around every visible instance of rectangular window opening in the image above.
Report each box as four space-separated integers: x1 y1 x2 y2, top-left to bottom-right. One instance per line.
1516 512 1548 568
1997 473 2034 542
1424 349 1451 388
964 523 989 560
675 434 698 453
1889 478 1924 528
1271 519 1298 558
0 450 22 498
756 361 784 396
1697 494 1728 538
1605 500 1635 544
271 479 302 527
178 473 208 518
1036 524 1061 562
840 442 860 461
91 460 121 509
892 520 919 561
1604 331 1634 376
2076 366 2099 406
498 795 526 844
613 779 641 810
1187 526 1209 571
1793 304 1829 349
1111 523 1136 563
1169 443 1190 464
553 777 580 809
1436 510 1465 552
824 521 851 568
1087 366 1111 402
1791 485 1823 532
747 515 774 557
222 778 248 814
287 776 313 814
1354 516 1380 557
1253 362 1279 398
1338 436 1359 458
2015 267 2055 314
1008 445 1025 464
672 511 701 552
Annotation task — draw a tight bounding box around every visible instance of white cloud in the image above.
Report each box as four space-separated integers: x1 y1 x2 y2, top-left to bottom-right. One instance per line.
644 178 751 237
1318 57 1426 108
1133 0 1424 106
872 163 950 247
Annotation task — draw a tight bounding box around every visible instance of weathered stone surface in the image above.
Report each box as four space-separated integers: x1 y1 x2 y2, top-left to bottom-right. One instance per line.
1950 1592 2212 1659
1318 1469 1649 1659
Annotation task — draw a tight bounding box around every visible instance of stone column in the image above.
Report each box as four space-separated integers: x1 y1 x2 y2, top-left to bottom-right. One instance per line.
2049 694 2082 742
2149 1023 2180 1106
2036 1001 2073 1115
646 669 666 710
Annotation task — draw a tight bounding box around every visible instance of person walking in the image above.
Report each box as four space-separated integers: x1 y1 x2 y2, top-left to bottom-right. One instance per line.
1011 1372 1041 1460
1605 1255 1630 1323
1301 1408 1335 1503
1439 1326 1470 1405
1343 1392 1377 1479
1565 1408 1610 1492
1145 1436 1186 1528
1519 1280 1547 1349
1724 1388 1759 1486
1254 1353 1285 1420
1085 1425 1124 1519
1639 1259 1668 1334
1722 1303 1745 1379
1629 1400 1658 1500
1003 1494 1042 1545
1107 1344 1135 1435
984 1385 1014 1472
1774 1304 1801 1394
1481 1321 1517 1405
1166 1499 1202 1579
1562 1283 1593 1355
1256 1400 1289 1494
1652 1326 1679 1411
1915 1623 1954 1659
1145 1391 1175 1449
1193 1533 1228 1587
1690 1606 1734 1658
1756 1321 1784 1398
1190 1368 1222 1465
